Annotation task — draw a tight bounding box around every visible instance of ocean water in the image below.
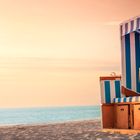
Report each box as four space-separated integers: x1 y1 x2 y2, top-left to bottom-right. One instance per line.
0 106 101 125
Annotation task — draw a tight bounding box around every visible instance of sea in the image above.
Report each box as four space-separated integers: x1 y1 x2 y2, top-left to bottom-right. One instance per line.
0 106 101 125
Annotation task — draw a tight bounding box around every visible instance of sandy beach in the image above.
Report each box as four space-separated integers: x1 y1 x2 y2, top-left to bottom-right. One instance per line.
0 120 139 140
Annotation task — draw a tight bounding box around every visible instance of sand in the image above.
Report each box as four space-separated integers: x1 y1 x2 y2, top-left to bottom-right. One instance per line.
0 120 139 140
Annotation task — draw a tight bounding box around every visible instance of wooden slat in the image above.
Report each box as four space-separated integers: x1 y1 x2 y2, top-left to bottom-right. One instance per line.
115 105 129 129
100 76 121 81
133 104 140 129
102 104 114 128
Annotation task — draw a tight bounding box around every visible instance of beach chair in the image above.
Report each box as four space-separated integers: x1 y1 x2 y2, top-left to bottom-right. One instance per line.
100 75 125 128
118 16 140 130
100 16 140 131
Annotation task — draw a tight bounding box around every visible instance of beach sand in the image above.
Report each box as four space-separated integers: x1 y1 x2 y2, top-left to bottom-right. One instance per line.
0 120 139 140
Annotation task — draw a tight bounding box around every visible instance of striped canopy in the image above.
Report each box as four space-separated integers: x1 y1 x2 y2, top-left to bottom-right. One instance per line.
114 96 140 103
121 16 140 95
120 16 140 36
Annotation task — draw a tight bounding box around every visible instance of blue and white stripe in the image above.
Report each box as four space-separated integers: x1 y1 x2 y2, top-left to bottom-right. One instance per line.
114 96 140 103
100 79 123 104
120 16 140 36
121 16 140 94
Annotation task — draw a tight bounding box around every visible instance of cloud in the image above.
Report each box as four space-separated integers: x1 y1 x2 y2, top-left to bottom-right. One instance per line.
0 57 120 73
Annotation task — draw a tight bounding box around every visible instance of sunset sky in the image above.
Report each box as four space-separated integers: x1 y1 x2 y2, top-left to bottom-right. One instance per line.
0 0 140 108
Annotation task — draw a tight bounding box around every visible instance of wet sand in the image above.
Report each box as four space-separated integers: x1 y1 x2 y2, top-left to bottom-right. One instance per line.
0 120 139 140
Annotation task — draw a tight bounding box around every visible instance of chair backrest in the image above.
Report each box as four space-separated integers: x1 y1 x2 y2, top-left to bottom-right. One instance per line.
100 76 124 104
120 16 140 94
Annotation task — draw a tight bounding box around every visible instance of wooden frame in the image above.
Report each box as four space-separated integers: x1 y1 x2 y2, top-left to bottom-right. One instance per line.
101 102 140 130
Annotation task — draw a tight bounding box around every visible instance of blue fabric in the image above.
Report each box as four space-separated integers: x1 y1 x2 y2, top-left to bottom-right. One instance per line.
124 97 127 102
129 97 133 102
104 81 111 103
125 23 128 34
113 98 116 103
125 34 132 89
115 80 121 98
135 32 140 93
130 20 134 32
118 98 121 103
137 18 140 29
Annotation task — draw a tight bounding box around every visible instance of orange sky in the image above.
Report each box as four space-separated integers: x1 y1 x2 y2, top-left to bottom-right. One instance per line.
0 0 140 108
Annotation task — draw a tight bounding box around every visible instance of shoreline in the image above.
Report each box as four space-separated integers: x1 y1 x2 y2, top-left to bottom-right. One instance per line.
0 118 101 127
0 120 139 140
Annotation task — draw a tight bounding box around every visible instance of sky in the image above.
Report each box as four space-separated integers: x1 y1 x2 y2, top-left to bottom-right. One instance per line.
0 0 140 108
